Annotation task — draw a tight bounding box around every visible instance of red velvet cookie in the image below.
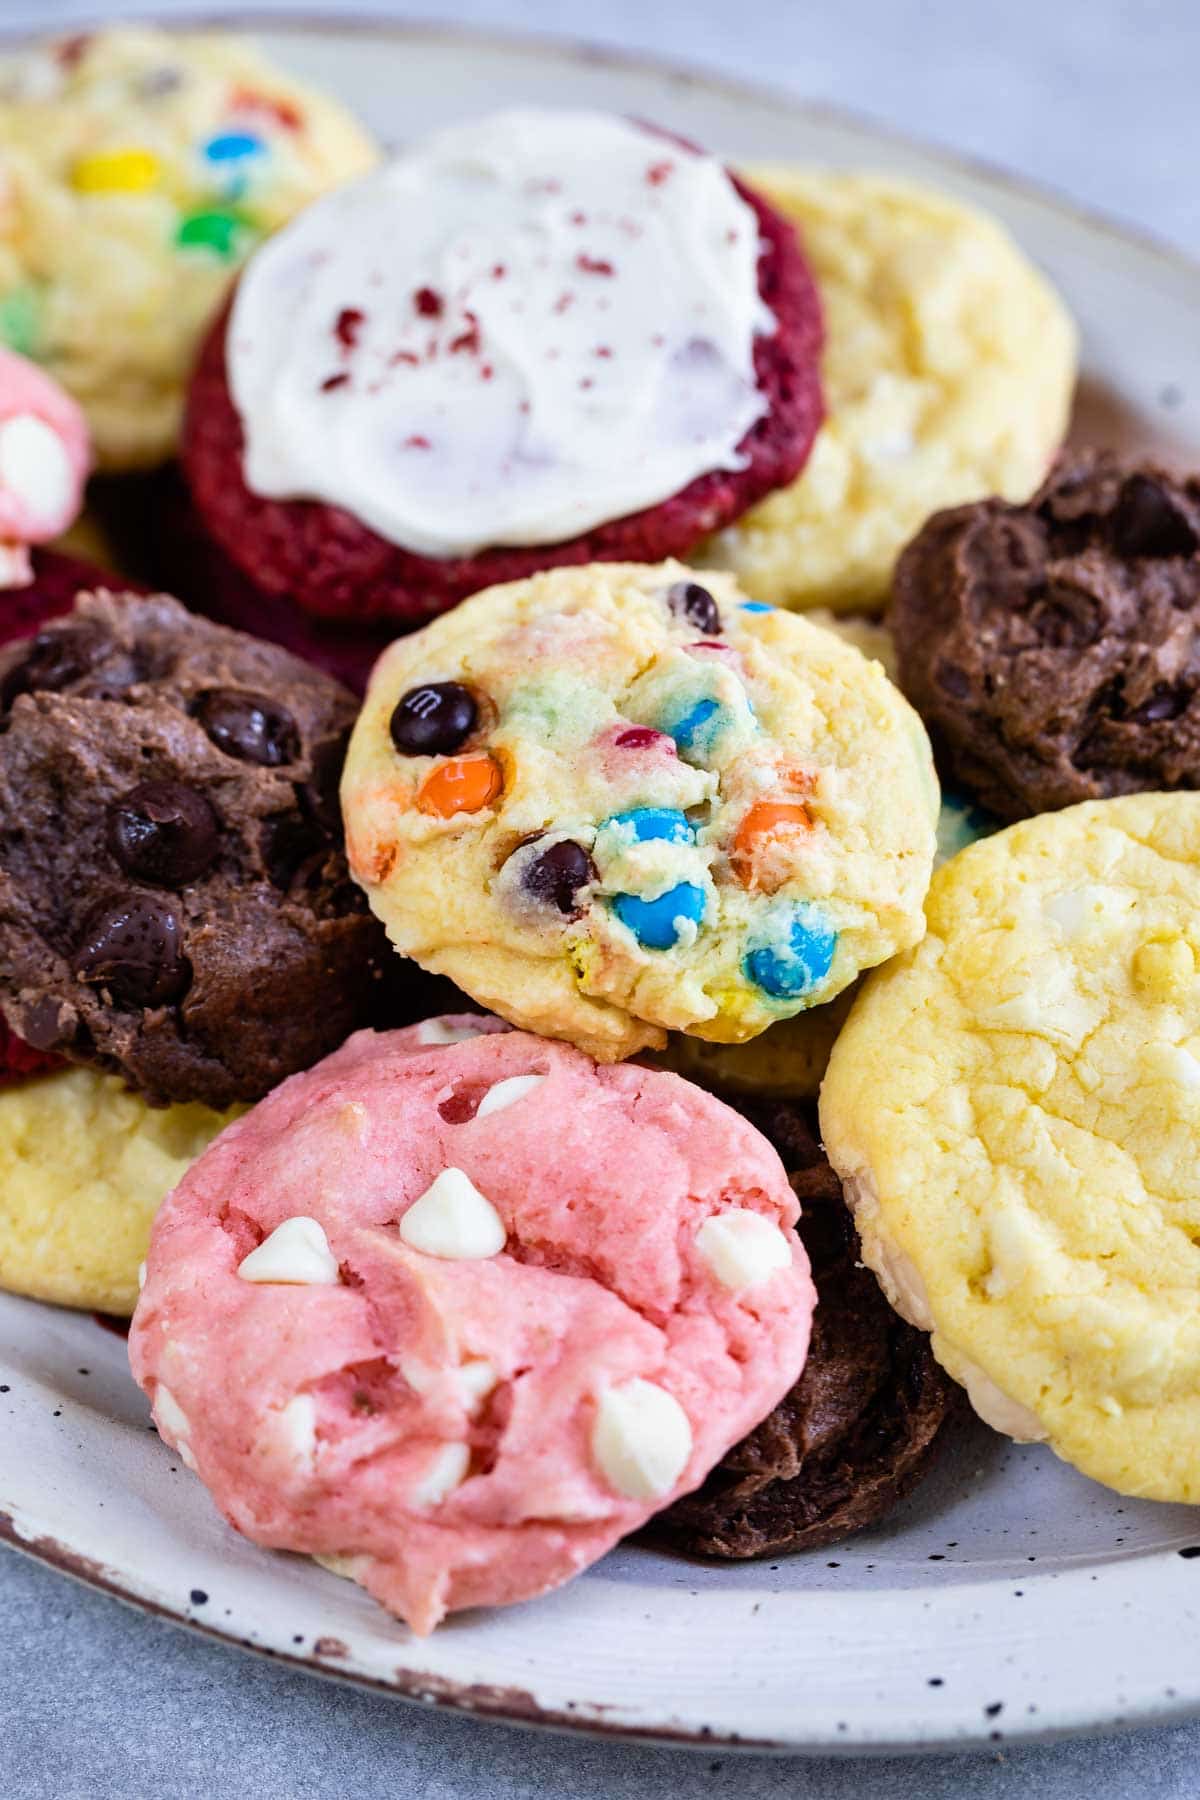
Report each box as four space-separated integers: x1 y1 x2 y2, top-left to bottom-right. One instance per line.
0 549 111 647
97 467 392 695
182 111 823 627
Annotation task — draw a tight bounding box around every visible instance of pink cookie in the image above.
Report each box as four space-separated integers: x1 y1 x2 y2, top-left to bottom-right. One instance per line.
0 351 90 584
130 1021 814 1633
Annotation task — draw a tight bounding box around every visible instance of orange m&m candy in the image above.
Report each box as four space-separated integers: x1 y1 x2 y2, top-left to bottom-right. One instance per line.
731 800 811 891
417 753 503 818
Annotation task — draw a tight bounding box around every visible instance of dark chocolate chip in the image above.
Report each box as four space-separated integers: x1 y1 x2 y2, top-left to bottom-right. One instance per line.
73 896 191 1009
389 682 478 756
1 626 107 712
1112 474 1198 558
666 581 722 635
107 781 220 886
20 995 72 1051
518 839 596 915
192 690 300 766
934 660 972 699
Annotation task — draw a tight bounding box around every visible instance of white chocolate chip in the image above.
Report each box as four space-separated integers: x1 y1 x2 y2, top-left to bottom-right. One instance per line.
476 1074 546 1118
401 1354 497 1413
1142 1042 1200 1089
410 1441 471 1508
154 1384 189 1444
399 1356 436 1396
314 1552 369 1581
0 541 32 588
695 1210 793 1290
272 1394 318 1472
416 1018 490 1046
236 1216 339 1286
0 414 74 529
457 1359 498 1414
1041 883 1127 941
154 1383 196 1468
399 1169 506 1260
591 1379 692 1502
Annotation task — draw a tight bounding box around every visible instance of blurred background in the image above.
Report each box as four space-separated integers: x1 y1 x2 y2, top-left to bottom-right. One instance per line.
2 0 1196 252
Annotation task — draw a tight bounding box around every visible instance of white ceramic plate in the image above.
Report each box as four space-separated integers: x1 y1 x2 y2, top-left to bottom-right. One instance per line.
3 15 1200 1758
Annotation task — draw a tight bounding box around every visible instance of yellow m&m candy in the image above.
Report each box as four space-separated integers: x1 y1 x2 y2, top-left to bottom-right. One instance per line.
71 147 161 195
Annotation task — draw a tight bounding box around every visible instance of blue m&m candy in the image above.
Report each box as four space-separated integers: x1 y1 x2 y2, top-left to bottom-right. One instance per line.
202 130 268 164
612 883 706 950
606 807 694 844
663 696 722 758
739 601 773 614
743 902 837 999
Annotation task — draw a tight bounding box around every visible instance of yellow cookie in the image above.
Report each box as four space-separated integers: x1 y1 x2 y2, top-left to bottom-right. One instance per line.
0 1066 241 1314
700 171 1078 613
0 27 377 469
342 562 938 1061
820 794 1200 1502
807 608 897 682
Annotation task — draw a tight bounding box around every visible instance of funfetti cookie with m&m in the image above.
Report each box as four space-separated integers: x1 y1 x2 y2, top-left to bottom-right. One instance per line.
340 562 939 1061
0 27 378 470
182 107 825 626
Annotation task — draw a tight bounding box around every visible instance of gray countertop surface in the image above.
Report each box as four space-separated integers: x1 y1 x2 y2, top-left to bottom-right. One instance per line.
1 0 1197 1793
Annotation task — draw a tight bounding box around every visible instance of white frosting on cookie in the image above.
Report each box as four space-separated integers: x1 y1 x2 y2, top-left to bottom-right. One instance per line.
229 109 772 557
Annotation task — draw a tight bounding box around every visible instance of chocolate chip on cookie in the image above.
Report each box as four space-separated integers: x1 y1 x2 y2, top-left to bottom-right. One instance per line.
891 450 1200 819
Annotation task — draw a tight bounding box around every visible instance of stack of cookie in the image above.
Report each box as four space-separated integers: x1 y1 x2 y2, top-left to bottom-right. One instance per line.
10 24 1195 1638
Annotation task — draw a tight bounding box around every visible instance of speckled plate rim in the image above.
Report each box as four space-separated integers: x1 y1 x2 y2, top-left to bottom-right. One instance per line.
2 14 1200 1757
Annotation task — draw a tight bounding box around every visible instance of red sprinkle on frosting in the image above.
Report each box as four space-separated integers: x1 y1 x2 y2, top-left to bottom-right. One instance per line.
414 287 444 318
449 312 482 355
576 254 615 277
334 307 365 350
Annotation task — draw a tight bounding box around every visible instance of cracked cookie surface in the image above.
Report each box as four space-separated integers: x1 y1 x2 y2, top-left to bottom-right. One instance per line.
820 794 1200 1501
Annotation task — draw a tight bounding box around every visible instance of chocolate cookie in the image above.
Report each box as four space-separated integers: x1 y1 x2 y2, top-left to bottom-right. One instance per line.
0 590 390 1108
653 1100 957 1558
891 451 1200 820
